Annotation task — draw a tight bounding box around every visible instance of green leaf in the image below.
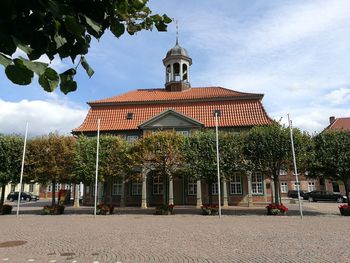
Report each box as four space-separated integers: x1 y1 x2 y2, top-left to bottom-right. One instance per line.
54 33 67 49
5 59 34 85
155 22 167 32
110 20 125 38
11 36 33 55
59 68 77 94
81 56 94 78
163 15 172 24
0 53 12 67
84 16 102 36
20 57 48 75
60 80 77 94
38 68 59 92
65 16 85 36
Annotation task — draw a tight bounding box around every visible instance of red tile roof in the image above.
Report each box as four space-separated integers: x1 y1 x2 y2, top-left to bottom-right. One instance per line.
327 117 350 131
73 97 273 132
89 87 262 105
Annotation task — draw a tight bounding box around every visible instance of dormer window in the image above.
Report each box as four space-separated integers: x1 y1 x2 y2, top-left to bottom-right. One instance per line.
213 110 221 117
126 112 133 120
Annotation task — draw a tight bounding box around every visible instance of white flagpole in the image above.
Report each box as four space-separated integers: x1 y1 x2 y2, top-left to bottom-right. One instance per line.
94 118 101 217
16 122 28 217
214 111 222 218
288 114 303 219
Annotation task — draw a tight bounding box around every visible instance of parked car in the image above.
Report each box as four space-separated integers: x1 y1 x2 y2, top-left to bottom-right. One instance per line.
287 190 304 199
7 192 32 201
304 191 347 203
27 192 40 201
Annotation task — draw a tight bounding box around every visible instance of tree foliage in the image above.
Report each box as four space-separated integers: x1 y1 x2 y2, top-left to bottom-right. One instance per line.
73 135 129 184
26 134 75 205
0 0 171 93
313 130 350 205
0 135 23 205
133 131 185 204
243 124 311 204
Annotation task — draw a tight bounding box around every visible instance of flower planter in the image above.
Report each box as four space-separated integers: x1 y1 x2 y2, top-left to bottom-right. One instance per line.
266 203 288 216
0 204 12 215
201 204 219 216
42 205 65 215
339 205 350 216
155 204 174 215
96 204 114 215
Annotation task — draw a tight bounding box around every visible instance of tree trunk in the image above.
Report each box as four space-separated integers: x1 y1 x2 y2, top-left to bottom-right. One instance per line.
343 179 350 206
274 174 280 205
0 183 6 206
208 181 212 205
163 174 168 205
51 180 56 206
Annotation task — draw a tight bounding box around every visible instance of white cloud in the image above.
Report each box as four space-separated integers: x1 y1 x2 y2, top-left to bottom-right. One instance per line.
0 99 87 137
324 88 350 105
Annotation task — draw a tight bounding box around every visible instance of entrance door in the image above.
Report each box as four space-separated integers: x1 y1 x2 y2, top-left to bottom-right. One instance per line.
173 178 184 205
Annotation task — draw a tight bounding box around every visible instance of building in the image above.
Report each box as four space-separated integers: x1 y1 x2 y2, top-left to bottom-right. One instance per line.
73 40 275 207
322 116 350 194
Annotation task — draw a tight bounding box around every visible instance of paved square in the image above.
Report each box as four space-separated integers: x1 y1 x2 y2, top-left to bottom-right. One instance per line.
0 202 349 262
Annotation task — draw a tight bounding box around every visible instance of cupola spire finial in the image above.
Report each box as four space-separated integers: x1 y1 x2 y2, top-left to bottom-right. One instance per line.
176 19 179 45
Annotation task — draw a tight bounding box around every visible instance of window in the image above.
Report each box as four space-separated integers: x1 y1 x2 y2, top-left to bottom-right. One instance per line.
230 173 242 194
64 184 70 190
132 179 142 196
29 184 34 192
212 182 218 195
176 130 189 137
112 177 122 196
293 181 300 190
153 176 163 195
127 135 139 144
47 185 52 192
279 169 287 176
308 181 316 192
251 172 263 194
126 112 133 120
281 182 288 193
188 178 197 195
55 183 60 192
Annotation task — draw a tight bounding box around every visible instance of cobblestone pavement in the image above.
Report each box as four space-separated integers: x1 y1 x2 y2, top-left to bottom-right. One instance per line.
0 202 349 263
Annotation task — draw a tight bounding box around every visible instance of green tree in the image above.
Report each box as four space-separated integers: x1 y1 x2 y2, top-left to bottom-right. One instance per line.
243 124 291 205
313 130 350 205
0 135 23 205
26 134 76 205
0 0 171 93
133 131 185 205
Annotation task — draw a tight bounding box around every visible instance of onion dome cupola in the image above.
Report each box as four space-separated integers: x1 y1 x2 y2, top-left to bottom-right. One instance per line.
163 38 192 92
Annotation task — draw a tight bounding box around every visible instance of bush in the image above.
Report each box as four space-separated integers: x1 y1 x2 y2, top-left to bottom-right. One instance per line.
339 204 350 216
0 204 13 215
42 205 65 215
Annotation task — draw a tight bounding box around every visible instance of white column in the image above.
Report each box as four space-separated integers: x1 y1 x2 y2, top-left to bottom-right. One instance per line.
141 170 147 208
180 62 183 81
223 177 229 207
247 172 253 207
170 64 174 82
120 174 125 207
169 177 174 205
74 183 80 208
196 179 202 208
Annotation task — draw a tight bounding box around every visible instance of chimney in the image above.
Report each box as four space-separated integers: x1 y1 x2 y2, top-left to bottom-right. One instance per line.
329 116 335 124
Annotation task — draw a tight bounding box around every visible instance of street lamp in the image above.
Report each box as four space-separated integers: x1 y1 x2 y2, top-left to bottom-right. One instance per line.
213 110 222 218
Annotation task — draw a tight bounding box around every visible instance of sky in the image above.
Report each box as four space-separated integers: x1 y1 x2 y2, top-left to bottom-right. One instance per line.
1 0 350 137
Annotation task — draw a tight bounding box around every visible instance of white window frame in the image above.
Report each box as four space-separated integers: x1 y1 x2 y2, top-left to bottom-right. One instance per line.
188 178 197 195
212 182 218 195
230 173 242 195
251 172 263 194
132 179 142 196
153 176 163 195
112 177 122 196
280 182 288 193
127 135 139 144
308 181 316 192
176 130 189 137
293 181 299 190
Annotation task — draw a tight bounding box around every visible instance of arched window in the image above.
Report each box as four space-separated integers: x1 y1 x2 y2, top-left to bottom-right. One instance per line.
182 64 188 81
166 65 171 82
173 63 180 81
